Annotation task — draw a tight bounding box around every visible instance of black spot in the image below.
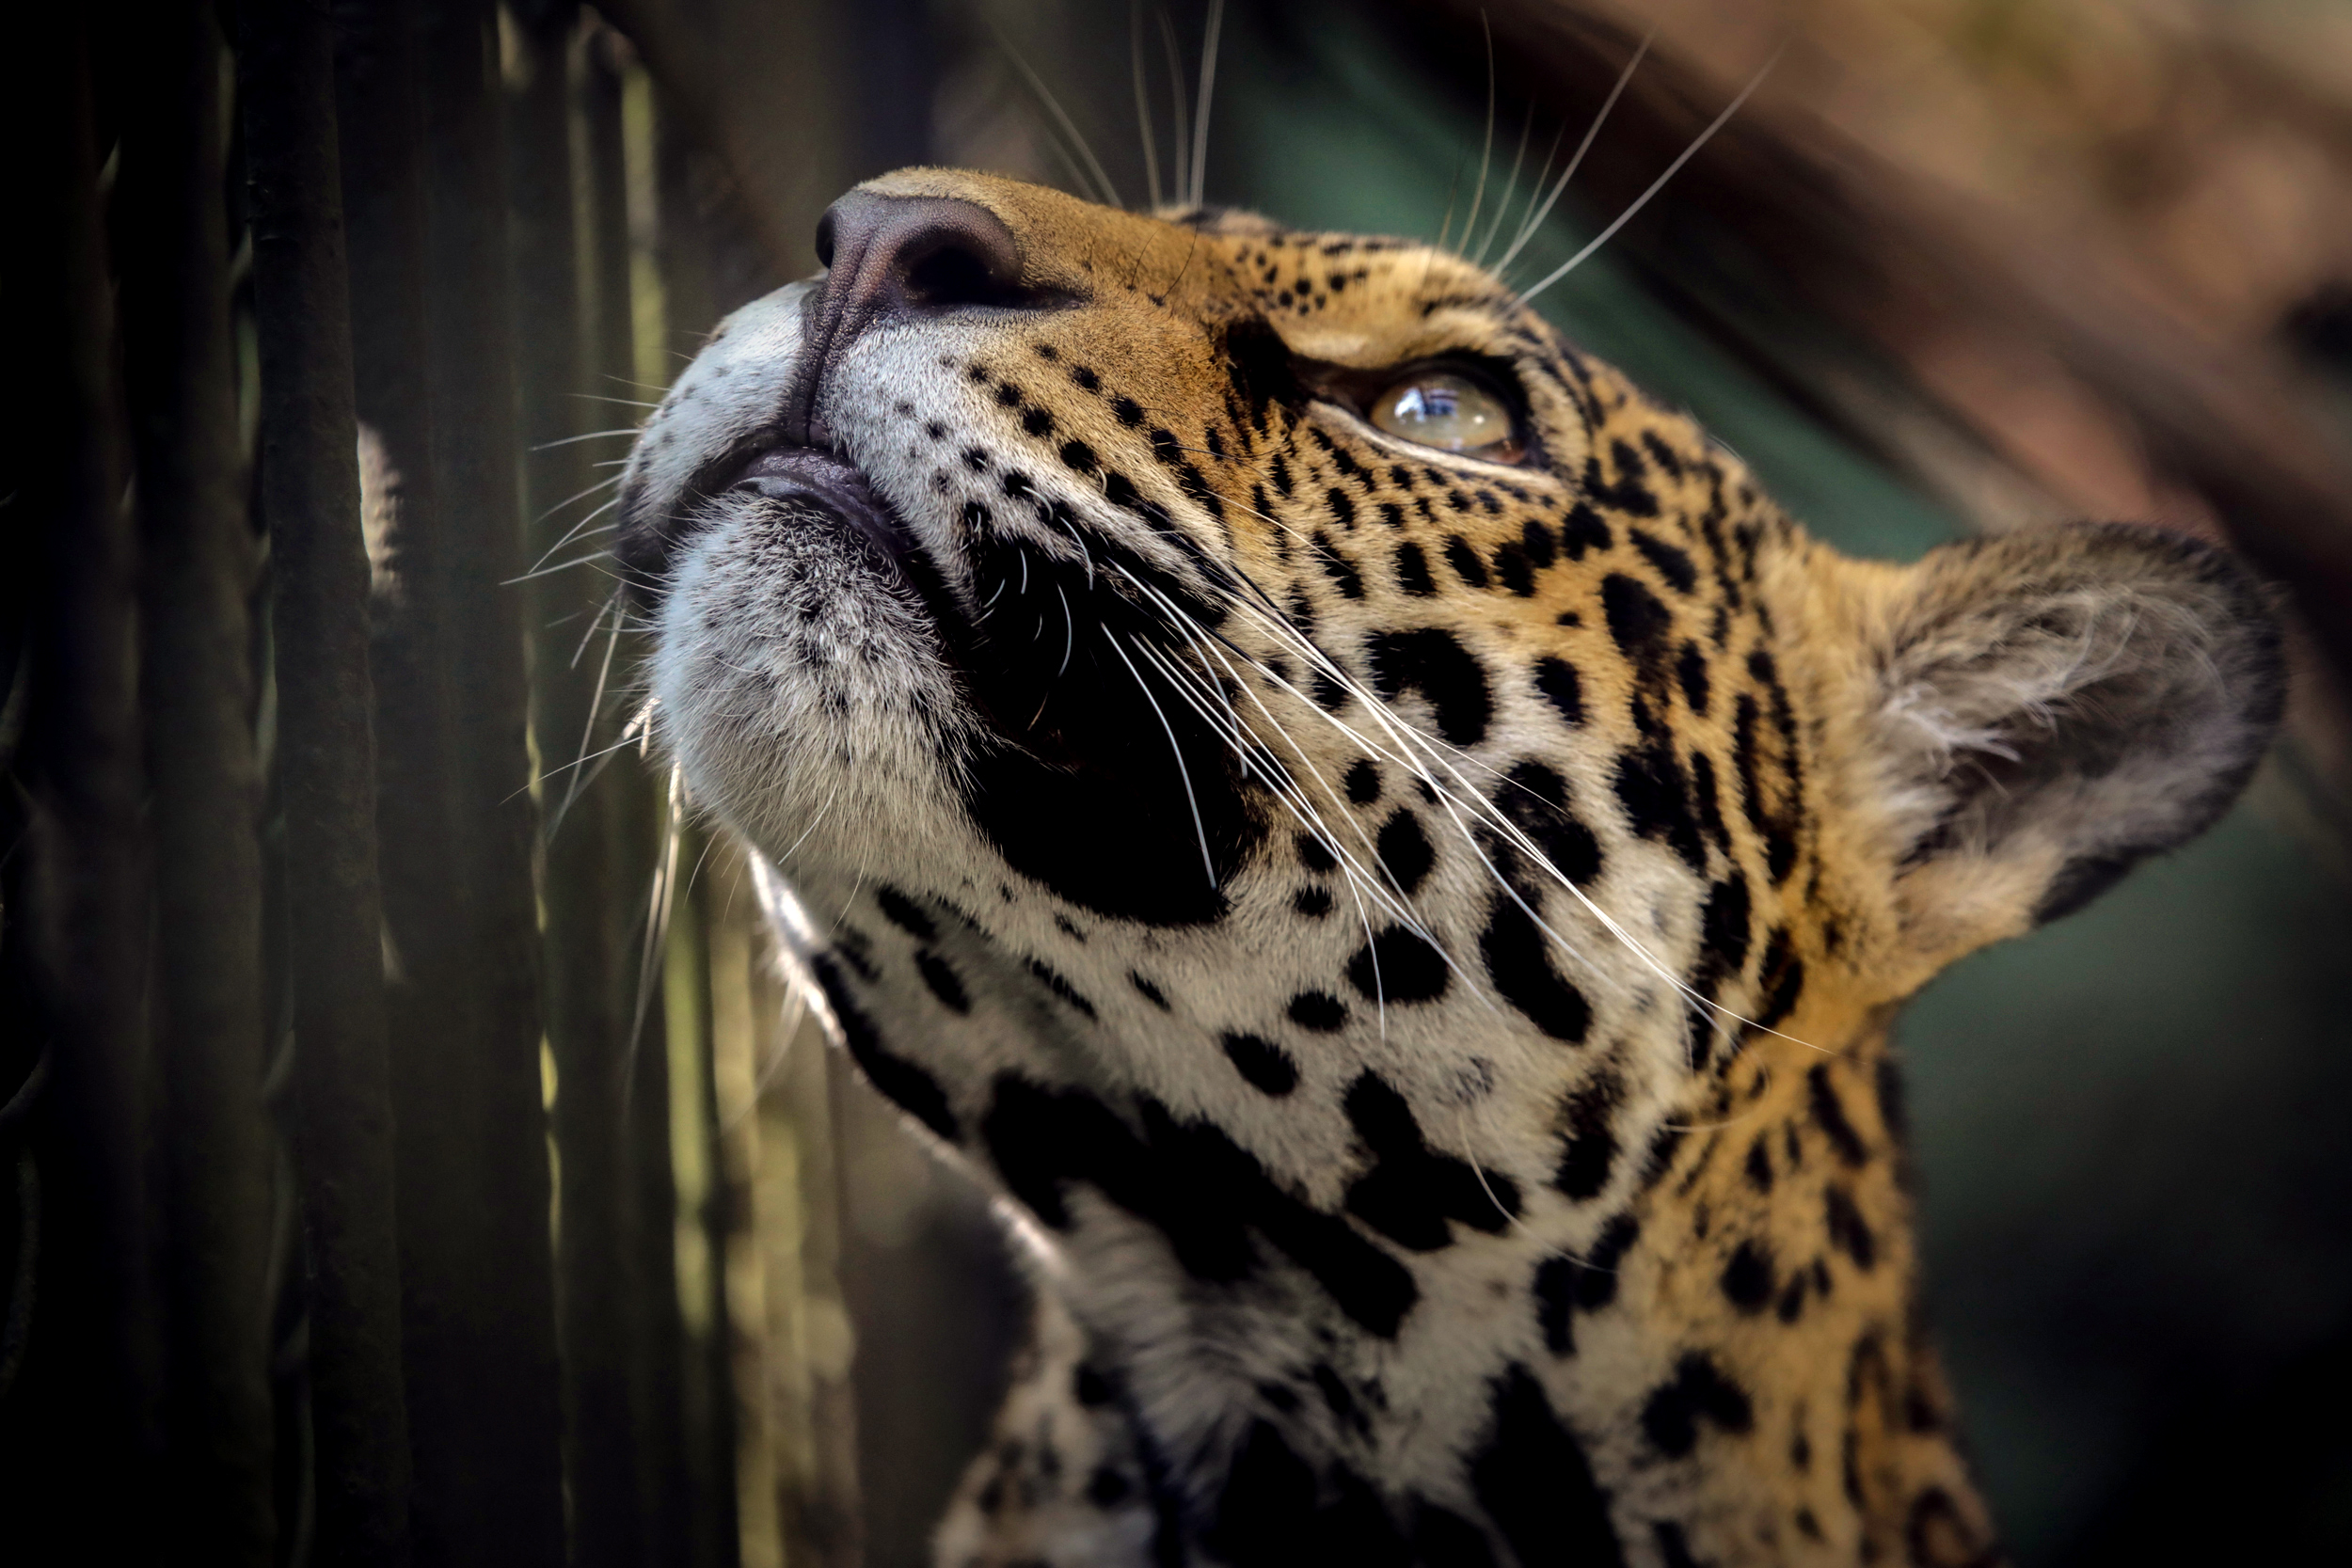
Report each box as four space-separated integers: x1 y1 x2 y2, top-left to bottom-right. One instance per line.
1676 642 1710 716
875 885 936 941
1481 895 1593 1043
1132 973 1171 1009
1743 1134 1772 1193
1777 1274 1807 1323
1600 573 1674 675
1558 502 1612 558
1022 406 1055 437
1376 810 1435 895
1690 751 1728 852
1327 487 1356 530
1368 628 1491 747
1613 727 1707 872
1345 759 1381 805
1293 887 1333 918
1297 832 1338 873
813 957 958 1142
915 951 971 1014
1343 1074 1520 1250
1629 528 1698 594
1807 1065 1867 1166
1722 1239 1775 1312
1493 761 1602 887
1640 431 1685 479
1553 1075 1620 1201
1444 536 1489 588
1288 990 1347 1032
1533 1255 1581 1356
1026 958 1098 1021
1087 1467 1131 1508
1494 543 1534 596
1640 1125 1685 1191
1521 518 1557 569
1534 657 1584 726
1312 531 1364 598
1393 542 1436 596
1700 873 1752 973
1345 927 1450 1004
1578 1215 1640 1310
1223 1033 1299 1096
982 1078 1419 1335
1825 1185 1877 1270
1073 1363 1113 1405
1586 443 1660 515
1641 1353 1755 1458
1470 1367 1627 1568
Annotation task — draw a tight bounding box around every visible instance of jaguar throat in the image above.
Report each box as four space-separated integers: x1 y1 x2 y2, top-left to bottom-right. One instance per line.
616 167 2281 1567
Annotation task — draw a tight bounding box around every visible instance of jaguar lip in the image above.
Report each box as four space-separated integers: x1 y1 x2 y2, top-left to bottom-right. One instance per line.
723 445 914 566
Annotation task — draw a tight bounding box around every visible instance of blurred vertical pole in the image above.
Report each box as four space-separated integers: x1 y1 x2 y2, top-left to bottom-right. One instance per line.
329 2 479 1560
411 0 567 1560
662 824 741 1568
705 866 781 1568
1 20 165 1563
507 6 647 1567
580 29 697 1566
118 1 275 1560
240 0 417 1562
651 103 751 1568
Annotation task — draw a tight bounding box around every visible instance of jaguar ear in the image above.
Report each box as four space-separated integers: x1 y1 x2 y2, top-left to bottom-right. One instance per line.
1862 523 2283 960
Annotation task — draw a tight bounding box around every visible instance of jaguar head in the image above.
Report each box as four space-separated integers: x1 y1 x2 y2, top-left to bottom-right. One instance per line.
616 167 2280 1560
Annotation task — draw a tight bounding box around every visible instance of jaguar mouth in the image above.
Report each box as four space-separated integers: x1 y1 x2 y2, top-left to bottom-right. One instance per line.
721 446 914 567
617 439 930 604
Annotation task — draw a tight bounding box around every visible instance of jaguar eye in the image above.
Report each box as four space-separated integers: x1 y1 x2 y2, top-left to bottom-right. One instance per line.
1369 371 1522 461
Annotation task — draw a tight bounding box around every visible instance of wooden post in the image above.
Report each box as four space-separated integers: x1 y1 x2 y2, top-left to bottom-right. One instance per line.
507 7 651 1567
0 23 167 1562
404 0 568 1560
120 3 276 1559
580 31 699 1565
242 1 418 1562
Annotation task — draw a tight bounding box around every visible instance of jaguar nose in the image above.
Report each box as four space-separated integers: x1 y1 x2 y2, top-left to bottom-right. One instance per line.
813 190 1026 328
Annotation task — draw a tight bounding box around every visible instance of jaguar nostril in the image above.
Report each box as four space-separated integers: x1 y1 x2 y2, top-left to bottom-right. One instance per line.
900 237 1011 308
813 191 1026 325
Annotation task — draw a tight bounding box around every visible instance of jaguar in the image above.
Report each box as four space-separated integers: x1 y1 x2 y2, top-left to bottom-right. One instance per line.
615 167 2281 1567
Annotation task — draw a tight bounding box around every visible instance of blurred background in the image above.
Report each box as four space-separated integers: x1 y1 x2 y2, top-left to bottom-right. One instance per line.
4 1 2350 1565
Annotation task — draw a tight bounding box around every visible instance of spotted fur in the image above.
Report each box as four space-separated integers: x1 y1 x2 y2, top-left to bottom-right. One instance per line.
617 170 2282 1567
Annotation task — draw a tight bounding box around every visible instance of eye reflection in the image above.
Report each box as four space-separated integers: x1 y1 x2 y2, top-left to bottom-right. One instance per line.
1369 371 1522 461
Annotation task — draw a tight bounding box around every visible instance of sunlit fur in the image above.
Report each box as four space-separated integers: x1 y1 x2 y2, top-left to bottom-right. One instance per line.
619 169 2280 1568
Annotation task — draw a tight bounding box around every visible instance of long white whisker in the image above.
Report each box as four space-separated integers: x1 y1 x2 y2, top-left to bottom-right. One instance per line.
1457 13 1498 259
1473 103 1535 266
1102 627 1216 889
1132 1 1164 211
531 426 643 451
1495 27 1654 274
998 33 1124 208
1158 7 1192 209
1518 43 1785 308
1188 0 1225 210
